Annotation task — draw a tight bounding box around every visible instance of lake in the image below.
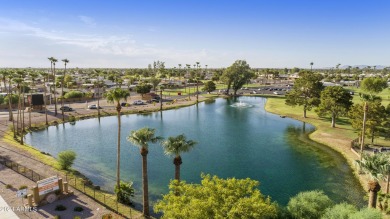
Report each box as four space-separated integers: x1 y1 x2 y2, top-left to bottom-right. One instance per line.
25 96 365 206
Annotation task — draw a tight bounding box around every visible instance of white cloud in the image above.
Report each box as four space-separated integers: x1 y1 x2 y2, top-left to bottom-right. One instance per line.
0 17 227 67
78 15 96 27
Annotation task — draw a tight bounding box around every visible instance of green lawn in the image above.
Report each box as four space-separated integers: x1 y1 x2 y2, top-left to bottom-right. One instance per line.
265 97 390 148
347 86 390 106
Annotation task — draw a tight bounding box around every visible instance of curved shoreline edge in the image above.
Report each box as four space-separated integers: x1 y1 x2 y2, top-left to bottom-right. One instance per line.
2 95 368 205
263 97 368 195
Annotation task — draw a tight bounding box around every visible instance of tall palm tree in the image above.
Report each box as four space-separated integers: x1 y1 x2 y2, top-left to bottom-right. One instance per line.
48 57 58 116
61 59 69 122
196 62 200 103
178 64 182 80
93 69 103 118
105 88 130 190
127 127 163 217
40 72 49 125
0 69 13 121
310 62 314 72
13 77 23 144
356 153 385 208
28 71 39 128
7 72 16 136
161 134 197 181
52 58 58 116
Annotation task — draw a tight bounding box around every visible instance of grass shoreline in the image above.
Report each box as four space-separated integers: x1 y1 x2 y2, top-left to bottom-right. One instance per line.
3 94 373 209
262 95 372 196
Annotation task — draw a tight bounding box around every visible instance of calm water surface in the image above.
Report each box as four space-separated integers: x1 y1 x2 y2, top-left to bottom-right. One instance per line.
25 97 365 206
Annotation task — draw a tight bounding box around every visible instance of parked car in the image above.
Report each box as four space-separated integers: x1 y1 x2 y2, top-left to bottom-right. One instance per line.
252 91 257 94
121 102 129 107
273 91 281 95
88 104 102 109
133 100 144 105
60 106 73 111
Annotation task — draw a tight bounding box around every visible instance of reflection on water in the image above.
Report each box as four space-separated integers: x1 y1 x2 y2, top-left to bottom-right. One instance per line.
25 96 365 207
284 125 365 206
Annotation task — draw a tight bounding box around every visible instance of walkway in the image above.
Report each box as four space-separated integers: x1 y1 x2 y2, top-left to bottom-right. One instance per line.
0 195 20 219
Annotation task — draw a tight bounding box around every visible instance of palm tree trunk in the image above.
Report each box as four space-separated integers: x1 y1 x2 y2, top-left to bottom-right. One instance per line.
22 89 25 132
44 82 48 126
29 89 32 129
4 78 12 122
53 64 57 116
174 156 182 181
116 106 121 190
97 84 100 117
16 88 20 136
196 81 199 103
387 174 390 194
368 180 381 208
21 91 25 145
141 148 150 217
61 80 64 122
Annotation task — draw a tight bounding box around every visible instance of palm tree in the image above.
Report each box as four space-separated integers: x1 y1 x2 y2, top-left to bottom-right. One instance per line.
178 64 182 80
310 62 314 72
40 71 49 125
356 153 385 208
13 77 23 144
196 62 200 103
127 127 163 217
105 88 130 190
0 69 13 121
161 134 197 181
61 59 69 122
93 69 103 118
28 71 39 128
48 57 58 116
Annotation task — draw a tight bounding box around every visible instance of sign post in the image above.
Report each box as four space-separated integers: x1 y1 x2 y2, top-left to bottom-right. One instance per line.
16 188 27 206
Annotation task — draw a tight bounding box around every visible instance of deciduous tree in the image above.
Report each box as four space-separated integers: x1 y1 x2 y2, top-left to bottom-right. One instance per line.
154 174 277 219
285 71 324 118
202 80 216 93
221 60 254 96
316 86 353 127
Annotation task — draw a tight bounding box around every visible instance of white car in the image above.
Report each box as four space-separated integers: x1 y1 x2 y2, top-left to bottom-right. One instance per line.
273 91 281 95
88 104 102 109
133 100 144 105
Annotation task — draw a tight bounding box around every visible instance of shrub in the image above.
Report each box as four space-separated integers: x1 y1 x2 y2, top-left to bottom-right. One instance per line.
321 203 357 219
4 94 19 104
54 216 61 219
349 207 382 219
68 115 76 122
18 185 28 190
57 150 76 170
287 190 333 219
73 216 81 219
55 204 67 211
102 213 113 219
115 181 134 205
64 90 83 99
73 206 84 212
6 184 13 189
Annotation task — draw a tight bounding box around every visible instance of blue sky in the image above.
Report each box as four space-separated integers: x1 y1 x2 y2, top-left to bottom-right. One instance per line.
0 0 389 68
